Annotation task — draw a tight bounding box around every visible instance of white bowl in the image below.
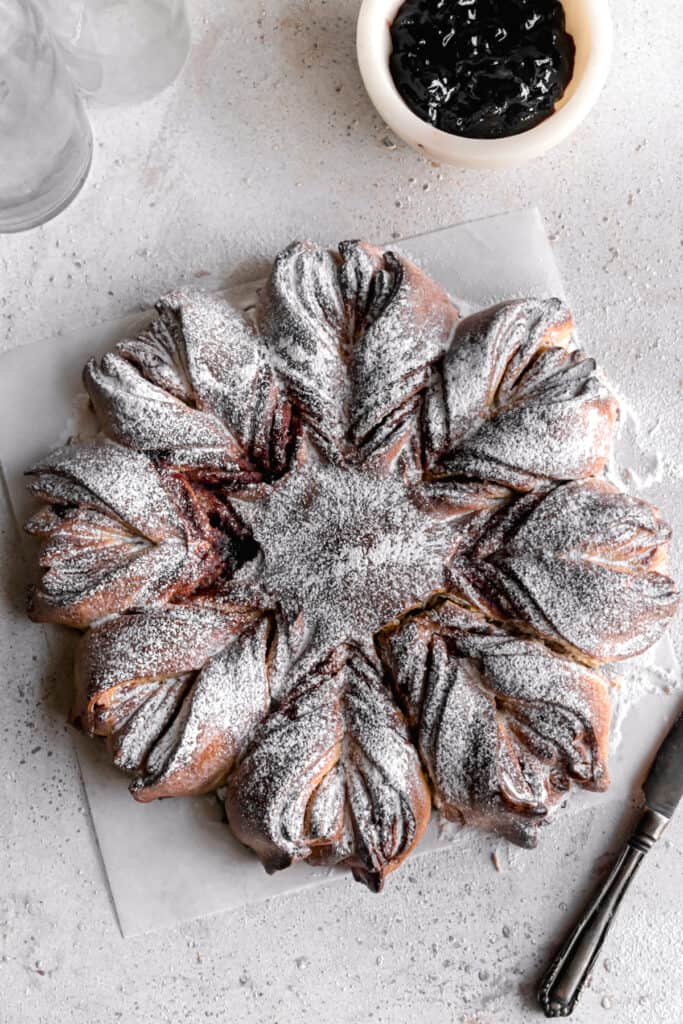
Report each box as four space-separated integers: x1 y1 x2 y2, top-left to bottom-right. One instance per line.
357 0 613 168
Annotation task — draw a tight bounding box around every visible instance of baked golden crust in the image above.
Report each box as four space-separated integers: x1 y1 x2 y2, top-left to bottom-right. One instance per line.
225 645 431 891
25 241 679 888
378 600 611 848
445 477 678 665
422 299 619 489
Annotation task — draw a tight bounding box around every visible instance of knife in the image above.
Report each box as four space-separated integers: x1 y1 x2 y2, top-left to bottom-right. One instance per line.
537 709 683 1018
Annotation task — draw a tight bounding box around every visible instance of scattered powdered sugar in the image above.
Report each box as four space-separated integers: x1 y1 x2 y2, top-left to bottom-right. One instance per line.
606 635 681 751
601 381 682 743
62 390 98 444
609 391 666 493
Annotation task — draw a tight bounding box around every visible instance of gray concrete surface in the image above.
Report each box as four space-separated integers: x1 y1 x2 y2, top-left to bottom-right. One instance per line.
1 2 682 1022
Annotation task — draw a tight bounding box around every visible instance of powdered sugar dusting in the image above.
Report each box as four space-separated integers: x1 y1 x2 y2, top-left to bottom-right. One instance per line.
225 643 431 890
25 239 679 887
380 600 610 847
426 299 619 489
448 478 678 666
232 452 455 663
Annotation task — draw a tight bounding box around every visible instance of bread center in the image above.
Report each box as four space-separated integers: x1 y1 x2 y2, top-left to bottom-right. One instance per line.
237 462 453 655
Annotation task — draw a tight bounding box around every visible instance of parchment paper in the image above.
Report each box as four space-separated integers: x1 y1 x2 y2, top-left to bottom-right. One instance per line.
1 208 679 936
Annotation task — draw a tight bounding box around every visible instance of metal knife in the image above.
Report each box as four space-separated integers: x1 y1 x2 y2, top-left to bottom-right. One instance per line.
537 709 683 1018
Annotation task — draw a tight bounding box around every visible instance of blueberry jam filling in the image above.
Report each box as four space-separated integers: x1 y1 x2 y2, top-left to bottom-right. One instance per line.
389 0 575 140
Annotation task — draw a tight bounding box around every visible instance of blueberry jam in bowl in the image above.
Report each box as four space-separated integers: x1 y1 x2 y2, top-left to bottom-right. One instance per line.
357 0 613 168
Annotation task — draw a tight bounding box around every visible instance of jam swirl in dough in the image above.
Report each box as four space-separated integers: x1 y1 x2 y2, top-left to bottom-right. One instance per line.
389 0 575 140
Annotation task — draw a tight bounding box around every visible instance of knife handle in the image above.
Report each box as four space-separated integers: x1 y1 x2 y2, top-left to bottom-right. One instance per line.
537 807 669 1018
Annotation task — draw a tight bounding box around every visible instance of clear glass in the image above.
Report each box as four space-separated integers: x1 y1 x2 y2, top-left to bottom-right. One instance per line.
0 0 93 233
40 0 191 105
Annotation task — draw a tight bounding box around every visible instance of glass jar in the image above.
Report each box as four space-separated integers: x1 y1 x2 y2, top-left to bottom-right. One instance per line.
40 0 191 105
0 0 93 232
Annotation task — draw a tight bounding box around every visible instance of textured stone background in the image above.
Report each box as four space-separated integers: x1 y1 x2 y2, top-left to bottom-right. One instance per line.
1 3 682 1022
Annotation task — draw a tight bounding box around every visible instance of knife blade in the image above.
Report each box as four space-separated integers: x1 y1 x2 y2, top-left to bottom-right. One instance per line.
644 711 683 818
537 707 683 1018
